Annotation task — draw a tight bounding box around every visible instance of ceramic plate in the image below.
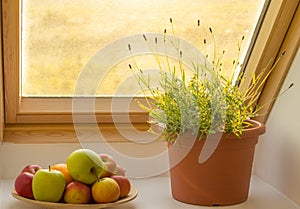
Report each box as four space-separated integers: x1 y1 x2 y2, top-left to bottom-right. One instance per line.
11 186 138 209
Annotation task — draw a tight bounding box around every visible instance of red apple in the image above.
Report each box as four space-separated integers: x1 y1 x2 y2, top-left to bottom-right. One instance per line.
115 164 126 176
91 177 120 203
110 175 131 198
99 154 118 177
64 181 91 204
14 172 35 199
22 164 42 174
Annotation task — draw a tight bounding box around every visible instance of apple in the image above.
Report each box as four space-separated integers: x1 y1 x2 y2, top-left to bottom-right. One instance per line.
14 164 42 199
110 175 131 198
21 164 42 174
51 163 74 184
64 181 91 204
91 177 120 203
66 149 105 185
14 172 35 199
115 164 126 176
99 154 117 177
32 166 66 202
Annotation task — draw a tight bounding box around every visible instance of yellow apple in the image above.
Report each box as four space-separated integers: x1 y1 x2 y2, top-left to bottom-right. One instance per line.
51 163 74 185
91 177 120 203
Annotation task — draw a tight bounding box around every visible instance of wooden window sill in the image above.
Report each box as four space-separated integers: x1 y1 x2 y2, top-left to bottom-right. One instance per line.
3 123 152 144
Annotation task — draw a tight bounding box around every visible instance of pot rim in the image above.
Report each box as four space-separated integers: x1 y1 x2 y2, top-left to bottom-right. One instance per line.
231 119 266 137
168 119 266 145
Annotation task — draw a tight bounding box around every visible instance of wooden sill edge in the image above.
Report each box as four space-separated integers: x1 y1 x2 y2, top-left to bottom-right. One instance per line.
3 123 154 144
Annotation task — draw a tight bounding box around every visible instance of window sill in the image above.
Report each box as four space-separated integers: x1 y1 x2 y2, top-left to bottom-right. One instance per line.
3 123 151 143
1 176 299 209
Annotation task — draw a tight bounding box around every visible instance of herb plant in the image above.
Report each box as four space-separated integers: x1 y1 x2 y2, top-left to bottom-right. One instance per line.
128 18 289 143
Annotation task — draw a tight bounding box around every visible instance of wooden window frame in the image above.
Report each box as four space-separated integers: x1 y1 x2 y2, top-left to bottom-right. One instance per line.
0 4 3 143
2 0 149 125
254 2 300 122
1 0 299 143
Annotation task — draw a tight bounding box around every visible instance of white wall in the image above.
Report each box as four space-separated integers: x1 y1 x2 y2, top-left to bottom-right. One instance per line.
254 48 300 205
0 141 169 179
0 145 2 179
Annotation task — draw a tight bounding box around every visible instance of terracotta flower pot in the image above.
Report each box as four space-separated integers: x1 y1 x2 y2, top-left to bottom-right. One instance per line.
168 120 266 206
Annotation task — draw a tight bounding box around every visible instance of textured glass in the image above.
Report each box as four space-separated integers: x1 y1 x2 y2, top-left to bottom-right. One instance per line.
21 0 266 96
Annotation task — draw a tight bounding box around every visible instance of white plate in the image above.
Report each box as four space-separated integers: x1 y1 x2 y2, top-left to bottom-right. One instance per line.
11 186 138 209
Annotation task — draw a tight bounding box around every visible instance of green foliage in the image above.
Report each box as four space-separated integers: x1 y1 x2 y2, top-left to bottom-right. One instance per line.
129 19 287 143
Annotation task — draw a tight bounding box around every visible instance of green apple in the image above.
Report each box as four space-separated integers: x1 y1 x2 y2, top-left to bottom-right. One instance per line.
32 166 66 202
66 149 104 185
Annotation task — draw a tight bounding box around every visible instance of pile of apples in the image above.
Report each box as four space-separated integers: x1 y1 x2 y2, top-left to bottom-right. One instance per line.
14 149 131 204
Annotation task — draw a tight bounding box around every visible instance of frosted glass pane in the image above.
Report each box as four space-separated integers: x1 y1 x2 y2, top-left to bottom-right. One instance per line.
21 0 266 96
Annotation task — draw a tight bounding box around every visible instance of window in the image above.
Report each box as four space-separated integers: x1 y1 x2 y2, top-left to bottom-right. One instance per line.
21 0 266 97
2 0 299 142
